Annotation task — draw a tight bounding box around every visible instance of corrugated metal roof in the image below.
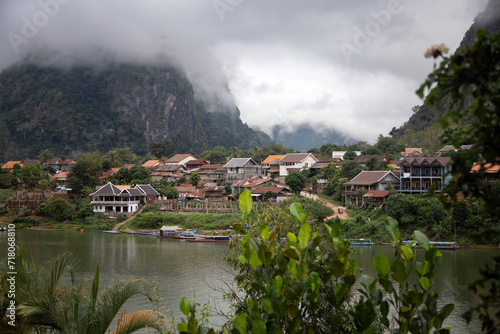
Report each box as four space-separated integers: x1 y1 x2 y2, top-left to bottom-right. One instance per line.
363 190 390 198
223 158 258 168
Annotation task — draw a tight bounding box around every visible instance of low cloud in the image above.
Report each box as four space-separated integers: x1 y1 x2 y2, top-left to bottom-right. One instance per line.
0 0 489 143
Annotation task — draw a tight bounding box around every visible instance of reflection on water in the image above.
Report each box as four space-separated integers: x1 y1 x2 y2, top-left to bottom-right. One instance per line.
1 230 497 332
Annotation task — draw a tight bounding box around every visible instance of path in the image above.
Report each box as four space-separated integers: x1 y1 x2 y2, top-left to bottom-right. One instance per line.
111 204 145 231
300 191 349 220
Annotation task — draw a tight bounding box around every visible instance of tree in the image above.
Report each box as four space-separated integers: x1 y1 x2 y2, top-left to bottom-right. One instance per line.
157 183 179 199
343 150 357 160
128 165 151 184
189 172 200 187
37 149 52 164
417 30 500 210
18 165 41 189
107 149 122 168
264 190 274 201
366 156 380 171
68 152 104 196
39 197 76 221
340 160 363 180
149 141 176 159
201 146 227 164
0 250 164 334
285 171 307 194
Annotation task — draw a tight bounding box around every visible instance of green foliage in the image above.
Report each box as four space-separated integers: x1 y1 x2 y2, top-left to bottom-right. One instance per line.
417 29 500 210
189 172 200 187
12 216 43 227
340 160 363 180
68 152 104 196
353 219 454 333
39 197 76 221
0 171 16 189
18 164 41 189
150 140 176 159
343 150 357 160
284 171 307 194
201 146 227 164
0 248 163 333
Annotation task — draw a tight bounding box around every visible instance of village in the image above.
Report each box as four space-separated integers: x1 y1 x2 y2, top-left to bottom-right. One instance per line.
2 144 496 219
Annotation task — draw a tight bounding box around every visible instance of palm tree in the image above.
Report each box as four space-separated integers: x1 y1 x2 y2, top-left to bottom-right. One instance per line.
108 150 122 168
38 149 52 164
1 249 166 334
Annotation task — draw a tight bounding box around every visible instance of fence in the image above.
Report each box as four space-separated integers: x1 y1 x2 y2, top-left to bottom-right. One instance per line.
156 199 280 214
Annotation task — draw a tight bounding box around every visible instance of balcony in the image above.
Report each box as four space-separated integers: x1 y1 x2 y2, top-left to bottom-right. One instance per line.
91 200 140 205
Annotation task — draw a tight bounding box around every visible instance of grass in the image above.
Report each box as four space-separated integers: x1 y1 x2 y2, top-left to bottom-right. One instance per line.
0 189 14 201
127 211 240 231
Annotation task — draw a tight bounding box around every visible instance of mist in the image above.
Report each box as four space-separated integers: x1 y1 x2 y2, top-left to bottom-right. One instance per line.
0 0 489 142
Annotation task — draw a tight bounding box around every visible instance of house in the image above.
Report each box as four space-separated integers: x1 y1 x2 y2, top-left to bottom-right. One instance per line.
89 182 159 216
52 172 70 186
175 186 205 201
136 184 161 203
231 175 265 194
399 157 452 194
204 184 228 202
332 151 361 159
164 154 198 167
362 190 391 208
151 164 186 182
46 158 76 171
24 159 41 165
198 164 225 184
223 158 261 182
279 153 318 177
471 162 500 181
355 155 391 167
251 186 292 202
1 161 24 170
343 171 400 207
142 160 161 170
262 155 285 181
401 148 423 158
100 168 120 184
436 144 473 156
185 159 208 170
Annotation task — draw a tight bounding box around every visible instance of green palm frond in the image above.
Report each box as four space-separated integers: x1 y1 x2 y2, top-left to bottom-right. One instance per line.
90 278 155 334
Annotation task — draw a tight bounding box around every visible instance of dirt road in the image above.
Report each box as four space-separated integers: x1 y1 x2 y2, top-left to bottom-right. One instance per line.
300 191 349 220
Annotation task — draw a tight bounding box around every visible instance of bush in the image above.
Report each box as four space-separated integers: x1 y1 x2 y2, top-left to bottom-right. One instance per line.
12 217 43 228
39 198 76 222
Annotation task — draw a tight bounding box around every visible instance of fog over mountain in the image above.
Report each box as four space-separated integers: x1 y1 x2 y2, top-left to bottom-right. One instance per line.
0 0 489 143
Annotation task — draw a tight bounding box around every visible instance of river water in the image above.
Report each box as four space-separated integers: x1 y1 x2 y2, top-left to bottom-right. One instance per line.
1 229 497 332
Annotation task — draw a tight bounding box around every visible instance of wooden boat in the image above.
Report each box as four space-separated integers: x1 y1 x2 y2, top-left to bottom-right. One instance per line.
90 230 122 234
403 240 458 250
157 225 183 238
170 230 197 240
346 239 373 246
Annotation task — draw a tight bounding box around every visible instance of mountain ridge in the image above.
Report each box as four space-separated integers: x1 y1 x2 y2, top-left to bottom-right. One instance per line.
0 62 273 161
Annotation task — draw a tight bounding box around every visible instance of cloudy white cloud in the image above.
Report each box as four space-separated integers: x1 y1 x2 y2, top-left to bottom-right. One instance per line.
0 0 489 143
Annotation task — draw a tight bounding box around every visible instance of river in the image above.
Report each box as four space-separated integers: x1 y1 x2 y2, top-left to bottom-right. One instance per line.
1 229 497 333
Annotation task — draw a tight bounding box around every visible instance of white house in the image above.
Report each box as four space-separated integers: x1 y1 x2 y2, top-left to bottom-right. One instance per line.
89 182 159 216
331 151 362 160
279 153 318 176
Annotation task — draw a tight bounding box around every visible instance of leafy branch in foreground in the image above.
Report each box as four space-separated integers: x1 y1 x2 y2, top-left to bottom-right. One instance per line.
177 190 454 333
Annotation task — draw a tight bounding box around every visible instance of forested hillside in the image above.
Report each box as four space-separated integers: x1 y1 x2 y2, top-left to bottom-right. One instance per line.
0 63 273 161
390 0 500 153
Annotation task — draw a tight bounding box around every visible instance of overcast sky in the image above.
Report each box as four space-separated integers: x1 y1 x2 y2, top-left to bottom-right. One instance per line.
0 0 489 143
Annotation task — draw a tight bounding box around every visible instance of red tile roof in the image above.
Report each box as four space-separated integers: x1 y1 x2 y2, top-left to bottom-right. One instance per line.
363 190 390 198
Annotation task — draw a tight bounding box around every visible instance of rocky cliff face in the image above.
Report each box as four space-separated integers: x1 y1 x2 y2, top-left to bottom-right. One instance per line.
0 63 273 161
